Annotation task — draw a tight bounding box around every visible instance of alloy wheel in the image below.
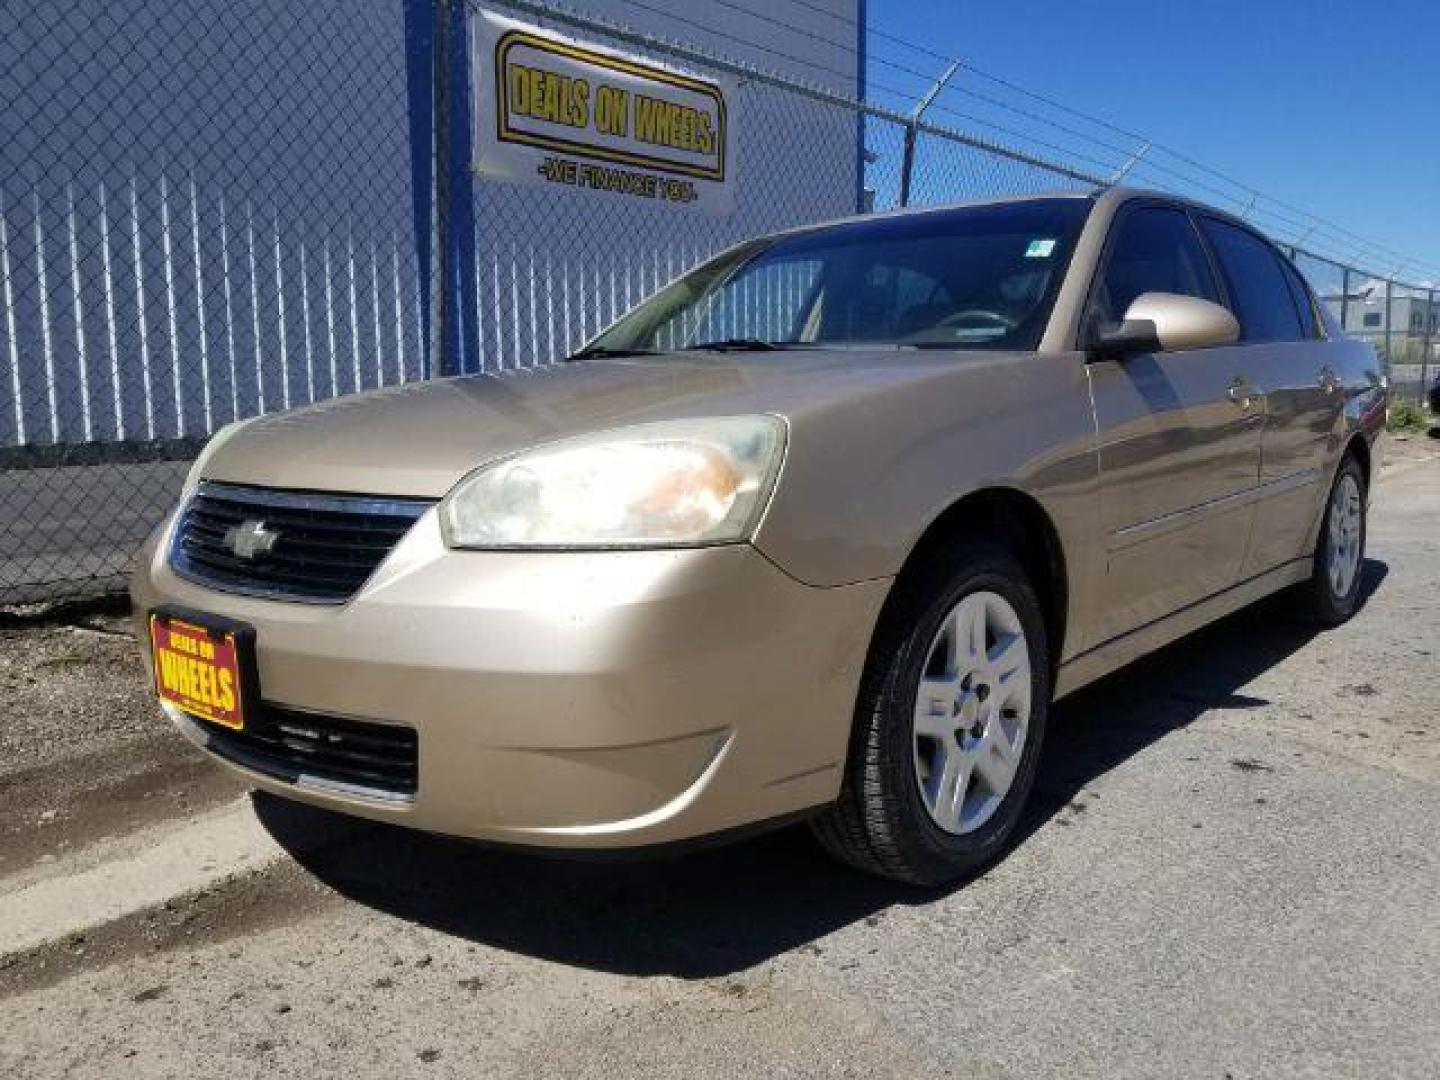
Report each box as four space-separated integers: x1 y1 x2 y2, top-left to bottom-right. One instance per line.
911 590 1032 835
1327 473 1363 599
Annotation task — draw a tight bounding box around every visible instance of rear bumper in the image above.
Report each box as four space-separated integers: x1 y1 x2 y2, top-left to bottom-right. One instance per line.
132 509 889 848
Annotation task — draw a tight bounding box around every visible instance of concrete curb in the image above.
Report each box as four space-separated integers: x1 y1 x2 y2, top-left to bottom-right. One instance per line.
0 796 358 960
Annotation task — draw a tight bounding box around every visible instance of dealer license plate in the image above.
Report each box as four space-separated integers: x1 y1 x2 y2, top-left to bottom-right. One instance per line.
149 611 249 731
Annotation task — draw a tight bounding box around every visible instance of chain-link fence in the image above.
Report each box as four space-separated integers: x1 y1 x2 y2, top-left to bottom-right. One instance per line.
450 0 866 372
2 0 1433 604
2 0 429 604
11 0 428 442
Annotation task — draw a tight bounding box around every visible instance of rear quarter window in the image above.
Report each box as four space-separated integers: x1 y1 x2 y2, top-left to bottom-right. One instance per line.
1276 254 1322 339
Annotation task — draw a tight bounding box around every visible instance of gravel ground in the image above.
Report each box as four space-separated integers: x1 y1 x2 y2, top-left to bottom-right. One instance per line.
0 611 241 877
0 612 154 773
1 438 1437 1079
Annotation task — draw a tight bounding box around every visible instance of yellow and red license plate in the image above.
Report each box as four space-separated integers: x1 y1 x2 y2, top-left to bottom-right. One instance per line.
149 613 247 731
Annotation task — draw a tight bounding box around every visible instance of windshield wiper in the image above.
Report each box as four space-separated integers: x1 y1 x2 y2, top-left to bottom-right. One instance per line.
564 345 661 361
570 339 806 359
686 337 783 352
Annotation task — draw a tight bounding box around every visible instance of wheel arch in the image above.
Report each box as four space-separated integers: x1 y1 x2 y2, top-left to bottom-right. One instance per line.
895 487 1070 671
1302 433 1374 562
1343 432 1372 489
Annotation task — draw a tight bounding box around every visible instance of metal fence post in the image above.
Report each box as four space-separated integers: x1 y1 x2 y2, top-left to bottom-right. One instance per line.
430 0 455 377
1423 289 1435 402
1108 141 1151 184
1383 278 1393 366
898 123 917 208
899 61 958 207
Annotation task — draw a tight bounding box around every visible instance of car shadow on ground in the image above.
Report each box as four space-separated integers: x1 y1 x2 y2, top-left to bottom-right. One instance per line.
260 559 1388 978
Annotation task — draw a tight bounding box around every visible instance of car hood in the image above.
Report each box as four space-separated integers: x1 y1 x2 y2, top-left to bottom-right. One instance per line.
201 349 1026 497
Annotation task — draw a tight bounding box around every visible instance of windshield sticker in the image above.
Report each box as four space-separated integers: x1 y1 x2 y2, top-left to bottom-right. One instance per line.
1024 238 1057 258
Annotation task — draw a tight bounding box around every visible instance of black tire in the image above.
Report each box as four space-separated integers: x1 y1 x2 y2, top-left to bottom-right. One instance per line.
1295 455 1368 626
810 540 1050 886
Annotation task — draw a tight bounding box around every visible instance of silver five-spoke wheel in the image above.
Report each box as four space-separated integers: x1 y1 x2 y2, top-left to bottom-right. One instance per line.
912 590 1032 835
1327 472 1362 599
813 540 1050 884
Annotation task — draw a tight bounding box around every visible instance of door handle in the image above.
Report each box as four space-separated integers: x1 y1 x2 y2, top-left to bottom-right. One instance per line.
1319 365 1340 394
1228 375 1255 410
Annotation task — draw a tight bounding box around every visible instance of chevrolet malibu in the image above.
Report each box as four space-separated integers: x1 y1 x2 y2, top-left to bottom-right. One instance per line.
133 188 1385 885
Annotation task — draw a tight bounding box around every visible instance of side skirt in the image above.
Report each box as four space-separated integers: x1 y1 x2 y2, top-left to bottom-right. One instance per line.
1054 558 1313 699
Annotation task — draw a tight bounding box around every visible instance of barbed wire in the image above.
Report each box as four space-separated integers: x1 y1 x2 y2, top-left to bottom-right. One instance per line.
668 0 1439 280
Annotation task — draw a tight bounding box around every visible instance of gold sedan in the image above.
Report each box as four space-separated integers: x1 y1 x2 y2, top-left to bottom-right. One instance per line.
133 189 1385 884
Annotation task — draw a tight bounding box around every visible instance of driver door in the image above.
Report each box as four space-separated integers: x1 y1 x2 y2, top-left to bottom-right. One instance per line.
1084 203 1265 642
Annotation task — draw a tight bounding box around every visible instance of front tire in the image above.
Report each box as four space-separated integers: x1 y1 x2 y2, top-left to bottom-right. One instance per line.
811 541 1050 886
1296 455 1367 626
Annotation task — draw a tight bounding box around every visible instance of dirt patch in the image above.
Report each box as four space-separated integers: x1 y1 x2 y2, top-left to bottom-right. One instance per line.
1380 429 1440 472
0 733 241 878
1230 757 1275 773
0 857 335 1000
0 616 158 773
0 615 242 876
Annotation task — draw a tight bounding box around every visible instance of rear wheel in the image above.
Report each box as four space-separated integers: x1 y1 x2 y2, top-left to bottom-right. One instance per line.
1296 456 1367 625
811 542 1049 886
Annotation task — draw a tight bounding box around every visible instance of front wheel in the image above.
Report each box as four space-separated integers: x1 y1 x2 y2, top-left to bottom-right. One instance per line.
1296 456 1368 626
811 542 1049 886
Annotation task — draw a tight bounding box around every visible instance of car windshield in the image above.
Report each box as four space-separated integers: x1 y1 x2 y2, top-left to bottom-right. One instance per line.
581 198 1092 356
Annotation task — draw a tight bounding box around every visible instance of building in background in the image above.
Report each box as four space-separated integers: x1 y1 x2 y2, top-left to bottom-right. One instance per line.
2 0 864 452
1324 283 1439 333
1322 282 1439 361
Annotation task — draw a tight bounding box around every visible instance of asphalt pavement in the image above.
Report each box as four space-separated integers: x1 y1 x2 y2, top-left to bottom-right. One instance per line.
0 461 188 604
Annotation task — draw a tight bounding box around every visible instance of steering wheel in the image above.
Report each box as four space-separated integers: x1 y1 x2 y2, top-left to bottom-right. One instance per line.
935 309 1017 333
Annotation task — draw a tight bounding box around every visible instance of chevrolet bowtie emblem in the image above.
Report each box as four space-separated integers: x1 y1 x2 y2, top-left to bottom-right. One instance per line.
223 519 280 560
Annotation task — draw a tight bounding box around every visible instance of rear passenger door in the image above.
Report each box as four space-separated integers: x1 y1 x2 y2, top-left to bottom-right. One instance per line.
1085 203 1265 642
1195 217 1339 575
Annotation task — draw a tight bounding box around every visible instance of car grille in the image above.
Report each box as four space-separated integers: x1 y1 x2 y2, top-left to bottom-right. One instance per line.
189 705 418 801
170 481 433 603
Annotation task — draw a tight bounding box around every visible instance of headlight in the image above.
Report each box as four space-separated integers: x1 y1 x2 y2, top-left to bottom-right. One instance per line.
439 415 786 549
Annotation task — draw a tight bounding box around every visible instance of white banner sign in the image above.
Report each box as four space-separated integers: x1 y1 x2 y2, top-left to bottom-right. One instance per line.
470 9 736 215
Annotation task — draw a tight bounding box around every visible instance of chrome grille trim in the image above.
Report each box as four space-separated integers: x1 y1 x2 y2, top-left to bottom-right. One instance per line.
169 481 434 604
170 705 418 804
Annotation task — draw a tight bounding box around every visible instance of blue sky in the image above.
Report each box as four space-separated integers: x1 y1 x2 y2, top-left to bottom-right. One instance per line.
865 0 1440 280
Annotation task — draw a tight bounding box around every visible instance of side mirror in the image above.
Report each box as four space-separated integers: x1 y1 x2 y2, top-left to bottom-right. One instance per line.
1089 292 1240 362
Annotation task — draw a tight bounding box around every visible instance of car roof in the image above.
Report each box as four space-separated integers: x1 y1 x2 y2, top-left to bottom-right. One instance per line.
1091 185 1258 232
765 186 1257 244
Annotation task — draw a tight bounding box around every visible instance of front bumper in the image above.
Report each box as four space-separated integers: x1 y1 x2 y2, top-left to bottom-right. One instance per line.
132 509 889 848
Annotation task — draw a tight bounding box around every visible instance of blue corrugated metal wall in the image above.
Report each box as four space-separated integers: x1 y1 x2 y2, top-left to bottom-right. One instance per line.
1 0 433 448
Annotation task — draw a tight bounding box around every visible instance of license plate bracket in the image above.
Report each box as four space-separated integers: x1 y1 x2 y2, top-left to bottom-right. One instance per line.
148 606 259 732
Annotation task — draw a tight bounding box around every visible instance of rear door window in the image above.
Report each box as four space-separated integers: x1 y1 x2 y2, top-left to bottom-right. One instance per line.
1198 218 1304 342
